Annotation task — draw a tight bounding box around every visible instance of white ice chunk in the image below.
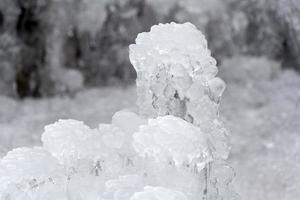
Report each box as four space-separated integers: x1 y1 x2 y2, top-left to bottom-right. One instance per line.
129 22 223 128
0 147 62 193
133 115 211 167
41 119 103 164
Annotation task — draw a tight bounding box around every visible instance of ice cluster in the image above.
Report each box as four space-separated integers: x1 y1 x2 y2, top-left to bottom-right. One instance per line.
130 22 236 199
0 23 236 200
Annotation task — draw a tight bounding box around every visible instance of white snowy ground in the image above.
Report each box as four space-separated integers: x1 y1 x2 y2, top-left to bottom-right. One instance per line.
0 57 299 200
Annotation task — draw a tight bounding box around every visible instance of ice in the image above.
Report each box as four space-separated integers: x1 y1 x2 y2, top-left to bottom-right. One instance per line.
0 147 64 198
112 110 147 134
130 22 218 118
130 186 189 200
104 175 144 200
42 119 101 163
1 60 300 200
64 175 104 200
129 22 223 130
207 77 226 103
0 23 236 200
0 86 137 158
130 22 235 199
100 123 125 149
133 115 211 168
42 119 127 177
0 147 62 186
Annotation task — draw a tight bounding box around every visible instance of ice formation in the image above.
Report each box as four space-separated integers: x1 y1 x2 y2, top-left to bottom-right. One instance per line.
133 115 211 168
130 22 235 199
0 23 236 200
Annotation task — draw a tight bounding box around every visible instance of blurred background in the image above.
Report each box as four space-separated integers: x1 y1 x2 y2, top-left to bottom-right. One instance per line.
0 0 299 199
